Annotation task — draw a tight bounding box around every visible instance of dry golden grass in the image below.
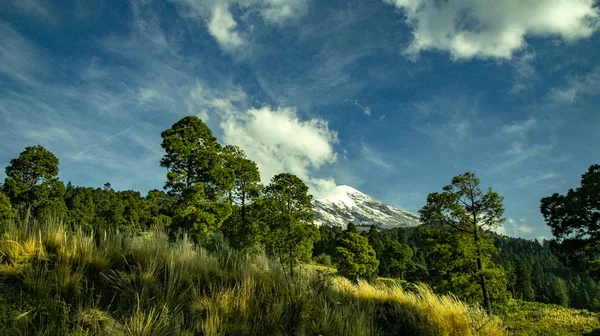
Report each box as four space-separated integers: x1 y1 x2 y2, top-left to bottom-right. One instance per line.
0 217 507 336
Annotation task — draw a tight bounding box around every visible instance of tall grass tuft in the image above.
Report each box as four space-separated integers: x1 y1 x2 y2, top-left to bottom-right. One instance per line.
0 215 507 335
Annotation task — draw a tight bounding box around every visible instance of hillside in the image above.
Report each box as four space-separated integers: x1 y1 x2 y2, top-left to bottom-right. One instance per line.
0 217 503 336
313 185 421 228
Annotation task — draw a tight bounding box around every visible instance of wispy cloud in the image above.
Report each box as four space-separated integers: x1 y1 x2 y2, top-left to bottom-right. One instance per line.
3 0 56 24
168 0 309 53
411 95 478 149
354 100 372 116
549 66 600 103
509 52 538 94
492 141 554 173
515 172 558 188
360 142 393 171
502 117 537 138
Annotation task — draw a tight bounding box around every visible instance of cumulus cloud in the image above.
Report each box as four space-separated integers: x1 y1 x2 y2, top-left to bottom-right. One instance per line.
220 105 339 198
169 0 308 51
207 4 244 50
384 0 600 60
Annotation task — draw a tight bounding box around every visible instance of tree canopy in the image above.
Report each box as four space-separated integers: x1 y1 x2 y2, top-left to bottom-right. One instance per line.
541 164 600 276
2 145 66 217
420 172 507 313
160 116 235 236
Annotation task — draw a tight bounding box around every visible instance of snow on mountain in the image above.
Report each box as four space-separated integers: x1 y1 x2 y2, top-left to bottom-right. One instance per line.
312 185 421 228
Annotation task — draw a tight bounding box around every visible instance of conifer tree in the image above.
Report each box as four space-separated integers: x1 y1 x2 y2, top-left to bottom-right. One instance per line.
2 145 66 217
160 116 234 236
420 172 507 313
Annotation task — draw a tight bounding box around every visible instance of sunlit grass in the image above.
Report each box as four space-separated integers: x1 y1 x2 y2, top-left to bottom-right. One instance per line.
0 216 509 335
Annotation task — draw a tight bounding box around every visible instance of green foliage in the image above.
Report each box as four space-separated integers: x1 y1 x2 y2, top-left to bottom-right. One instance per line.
419 172 508 313
541 164 600 276
2 145 67 217
220 145 263 251
417 226 510 307
313 224 343 257
367 226 416 279
259 173 319 273
336 231 379 280
160 116 234 236
0 191 15 221
313 253 332 266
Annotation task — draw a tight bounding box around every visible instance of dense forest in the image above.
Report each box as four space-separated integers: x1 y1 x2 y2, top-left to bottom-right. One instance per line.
1 115 600 335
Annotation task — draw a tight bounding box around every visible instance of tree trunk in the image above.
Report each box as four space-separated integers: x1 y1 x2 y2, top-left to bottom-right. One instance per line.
474 227 492 314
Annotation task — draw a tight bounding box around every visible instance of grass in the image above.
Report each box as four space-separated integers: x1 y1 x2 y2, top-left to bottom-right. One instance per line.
0 216 506 335
499 300 600 336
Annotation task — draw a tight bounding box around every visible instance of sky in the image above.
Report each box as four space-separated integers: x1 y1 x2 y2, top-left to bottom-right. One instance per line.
1 0 599 240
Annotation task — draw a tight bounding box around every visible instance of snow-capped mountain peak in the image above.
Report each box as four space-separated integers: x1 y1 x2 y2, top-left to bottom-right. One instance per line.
319 185 361 207
312 185 421 229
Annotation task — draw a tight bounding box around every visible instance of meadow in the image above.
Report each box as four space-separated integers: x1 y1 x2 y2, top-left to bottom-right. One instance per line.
0 216 598 335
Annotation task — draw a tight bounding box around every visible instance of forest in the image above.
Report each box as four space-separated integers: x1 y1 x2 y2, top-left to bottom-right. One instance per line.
1 115 600 335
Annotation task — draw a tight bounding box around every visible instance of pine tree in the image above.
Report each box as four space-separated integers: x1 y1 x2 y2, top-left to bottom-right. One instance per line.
2 145 67 217
160 116 234 237
420 172 507 313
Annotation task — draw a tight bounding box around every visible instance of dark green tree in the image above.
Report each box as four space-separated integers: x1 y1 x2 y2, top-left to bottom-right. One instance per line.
0 190 15 221
144 189 174 228
313 225 342 258
346 222 358 233
336 231 379 280
541 164 600 276
2 145 66 217
160 116 234 236
259 173 319 275
221 145 262 251
64 185 96 230
380 239 414 279
420 172 506 313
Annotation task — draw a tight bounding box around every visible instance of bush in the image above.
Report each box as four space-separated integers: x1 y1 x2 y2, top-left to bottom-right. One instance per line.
314 253 332 266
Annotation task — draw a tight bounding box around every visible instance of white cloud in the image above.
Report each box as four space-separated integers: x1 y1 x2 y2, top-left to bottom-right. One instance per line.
360 142 393 171
220 105 339 198
0 21 49 87
509 52 538 94
515 172 558 188
492 141 553 172
354 100 372 116
207 4 244 50
493 218 535 236
502 117 537 138
385 0 600 60
411 96 478 148
549 67 600 103
169 0 309 51
4 0 55 23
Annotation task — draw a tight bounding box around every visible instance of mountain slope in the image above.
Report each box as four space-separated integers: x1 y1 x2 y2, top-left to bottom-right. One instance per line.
312 185 421 228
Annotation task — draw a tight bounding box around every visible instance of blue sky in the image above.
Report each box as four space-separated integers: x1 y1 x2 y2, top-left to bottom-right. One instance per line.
1 0 599 240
